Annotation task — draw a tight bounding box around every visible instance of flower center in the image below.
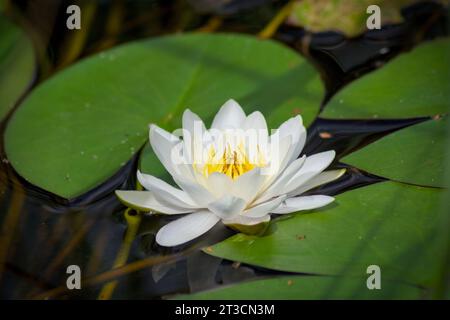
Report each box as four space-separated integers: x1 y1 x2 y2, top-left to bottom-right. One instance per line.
196 143 266 179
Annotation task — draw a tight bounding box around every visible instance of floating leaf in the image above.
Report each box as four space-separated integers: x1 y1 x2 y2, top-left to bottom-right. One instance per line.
320 38 450 119
5 33 324 198
288 0 425 37
207 182 445 287
435 115 450 298
176 275 423 299
342 117 447 187
0 15 35 121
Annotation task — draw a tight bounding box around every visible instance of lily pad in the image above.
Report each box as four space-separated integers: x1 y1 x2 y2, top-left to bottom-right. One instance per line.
5 33 324 198
176 275 423 299
320 38 450 119
342 117 447 187
206 181 445 287
435 116 450 298
0 15 35 121
288 0 418 37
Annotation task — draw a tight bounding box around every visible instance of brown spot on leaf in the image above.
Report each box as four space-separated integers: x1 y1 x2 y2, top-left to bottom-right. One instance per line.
319 132 332 139
297 235 306 240
291 107 302 115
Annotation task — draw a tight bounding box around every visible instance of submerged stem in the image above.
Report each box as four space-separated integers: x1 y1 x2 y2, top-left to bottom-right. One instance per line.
97 208 141 300
196 16 223 33
258 0 296 39
33 246 198 300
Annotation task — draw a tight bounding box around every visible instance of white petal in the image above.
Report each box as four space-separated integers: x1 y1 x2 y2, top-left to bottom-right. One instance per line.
276 115 306 163
115 190 192 214
242 111 269 164
254 156 306 205
173 176 214 207
299 150 336 174
207 195 246 220
289 169 346 197
223 214 270 226
150 123 180 143
278 115 304 139
283 150 336 194
182 109 205 137
211 99 246 129
263 125 303 186
206 172 233 198
244 195 286 218
149 124 181 177
173 162 197 183
232 168 266 203
156 210 220 247
181 109 211 166
137 171 198 208
289 128 307 163
243 111 268 132
282 171 318 196
258 134 292 189
272 195 335 214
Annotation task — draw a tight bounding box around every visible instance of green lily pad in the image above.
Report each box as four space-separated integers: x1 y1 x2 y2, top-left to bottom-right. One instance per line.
321 38 450 119
435 116 450 298
5 33 324 199
176 275 423 299
207 181 445 288
0 15 35 121
342 117 447 187
288 0 420 37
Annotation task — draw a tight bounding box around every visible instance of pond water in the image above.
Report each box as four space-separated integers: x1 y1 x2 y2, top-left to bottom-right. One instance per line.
0 0 447 299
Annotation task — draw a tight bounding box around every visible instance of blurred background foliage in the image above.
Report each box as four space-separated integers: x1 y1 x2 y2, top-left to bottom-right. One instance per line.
288 0 449 37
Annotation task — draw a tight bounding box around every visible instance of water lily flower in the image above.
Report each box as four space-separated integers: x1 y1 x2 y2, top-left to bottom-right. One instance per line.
116 99 344 247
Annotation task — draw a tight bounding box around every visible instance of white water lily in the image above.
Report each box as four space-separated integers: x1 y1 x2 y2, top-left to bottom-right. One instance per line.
116 99 344 247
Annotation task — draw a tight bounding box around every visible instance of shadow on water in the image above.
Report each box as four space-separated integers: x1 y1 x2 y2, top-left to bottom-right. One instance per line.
0 0 447 299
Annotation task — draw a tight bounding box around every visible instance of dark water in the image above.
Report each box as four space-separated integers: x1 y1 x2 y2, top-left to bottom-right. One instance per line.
0 0 447 299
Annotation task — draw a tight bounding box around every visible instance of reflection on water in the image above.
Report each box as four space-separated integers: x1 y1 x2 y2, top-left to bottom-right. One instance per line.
0 0 447 299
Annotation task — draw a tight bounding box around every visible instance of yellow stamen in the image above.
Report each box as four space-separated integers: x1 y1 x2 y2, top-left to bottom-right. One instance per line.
195 143 266 179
